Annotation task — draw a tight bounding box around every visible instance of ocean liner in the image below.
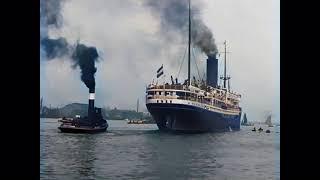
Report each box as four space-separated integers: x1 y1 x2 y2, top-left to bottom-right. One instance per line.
145 0 242 133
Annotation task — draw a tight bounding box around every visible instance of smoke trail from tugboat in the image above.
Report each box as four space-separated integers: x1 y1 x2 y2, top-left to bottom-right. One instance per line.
40 0 100 90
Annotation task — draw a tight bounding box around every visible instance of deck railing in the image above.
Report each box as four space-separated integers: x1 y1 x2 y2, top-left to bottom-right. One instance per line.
147 84 186 90
147 84 240 98
147 94 240 111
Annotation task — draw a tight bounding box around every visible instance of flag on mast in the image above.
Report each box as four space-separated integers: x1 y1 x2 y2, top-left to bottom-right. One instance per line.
157 64 164 78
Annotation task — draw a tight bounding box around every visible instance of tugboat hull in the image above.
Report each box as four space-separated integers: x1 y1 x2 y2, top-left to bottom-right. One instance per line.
58 124 107 134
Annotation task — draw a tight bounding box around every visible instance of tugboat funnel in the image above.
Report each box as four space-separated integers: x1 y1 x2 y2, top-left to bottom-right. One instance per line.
88 88 95 121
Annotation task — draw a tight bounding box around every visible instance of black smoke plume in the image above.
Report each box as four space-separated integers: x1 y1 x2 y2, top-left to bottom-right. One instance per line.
40 37 70 59
40 0 64 28
145 0 218 55
72 43 99 91
40 0 100 90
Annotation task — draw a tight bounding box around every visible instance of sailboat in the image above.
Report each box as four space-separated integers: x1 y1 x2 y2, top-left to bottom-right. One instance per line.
265 115 273 127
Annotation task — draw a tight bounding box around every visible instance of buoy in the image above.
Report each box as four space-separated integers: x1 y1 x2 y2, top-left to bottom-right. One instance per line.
266 130 271 133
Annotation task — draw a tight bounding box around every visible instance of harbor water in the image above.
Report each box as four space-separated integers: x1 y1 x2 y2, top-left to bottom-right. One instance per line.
40 118 280 180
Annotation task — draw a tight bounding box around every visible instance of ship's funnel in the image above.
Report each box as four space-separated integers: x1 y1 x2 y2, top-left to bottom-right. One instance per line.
206 53 218 87
88 88 95 121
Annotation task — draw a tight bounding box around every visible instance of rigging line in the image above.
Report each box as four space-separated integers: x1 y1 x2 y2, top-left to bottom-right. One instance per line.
176 44 188 79
202 72 206 80
218 53 223 86
192 47 201 81
227 52 231 90
197 48 206 81
198 49 206 81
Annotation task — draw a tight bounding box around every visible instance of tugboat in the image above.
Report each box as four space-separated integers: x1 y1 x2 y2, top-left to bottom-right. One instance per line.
58 88 108 133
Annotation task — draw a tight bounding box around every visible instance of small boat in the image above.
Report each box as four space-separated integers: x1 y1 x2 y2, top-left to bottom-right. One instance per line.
258 127 263 132
127 98 146 124
252 127 256 131
127 119 146 124
266 129 271 133
58 117 73 123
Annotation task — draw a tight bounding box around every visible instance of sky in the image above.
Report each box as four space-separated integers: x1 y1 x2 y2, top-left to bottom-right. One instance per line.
40 0 280 123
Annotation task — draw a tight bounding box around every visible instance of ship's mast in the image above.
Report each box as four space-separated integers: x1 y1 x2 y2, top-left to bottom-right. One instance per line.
188 0 191 86
224 41 227 88
137 98 139 113
40 97 43 113
221 40 230 90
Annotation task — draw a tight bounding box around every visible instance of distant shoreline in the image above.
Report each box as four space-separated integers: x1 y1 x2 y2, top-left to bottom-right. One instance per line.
40 103 154 122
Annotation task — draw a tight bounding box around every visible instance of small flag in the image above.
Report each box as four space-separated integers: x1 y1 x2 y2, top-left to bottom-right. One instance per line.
157 64 163 73
157 71 163 78
157 65 164 78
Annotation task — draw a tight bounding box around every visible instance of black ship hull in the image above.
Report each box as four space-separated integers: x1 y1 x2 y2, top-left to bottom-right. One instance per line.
146 103 241 133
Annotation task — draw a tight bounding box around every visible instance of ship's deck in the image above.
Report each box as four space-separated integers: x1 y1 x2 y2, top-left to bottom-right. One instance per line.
146 84 240 112
146 84 241 114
